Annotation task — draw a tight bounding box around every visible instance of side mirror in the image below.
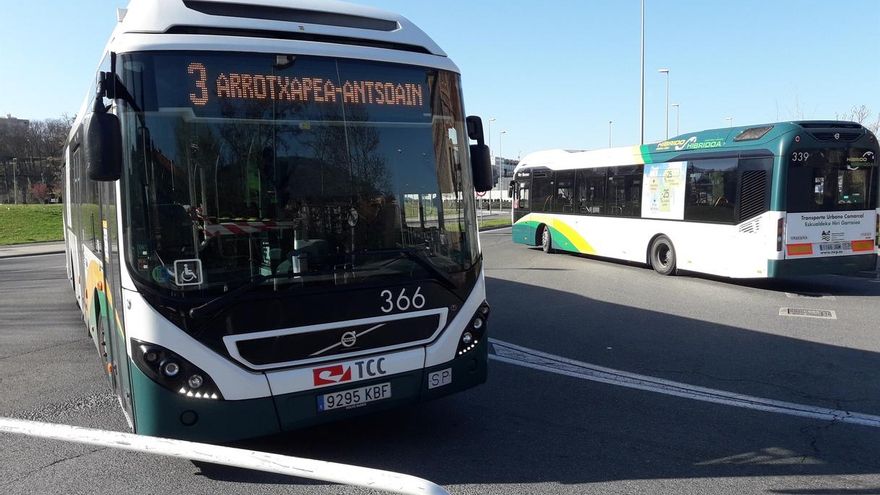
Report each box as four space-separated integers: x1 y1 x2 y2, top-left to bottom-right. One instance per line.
470 144 492 192
466 115 485 143
85 111 122 181
508 181 515 197
466 116 493 193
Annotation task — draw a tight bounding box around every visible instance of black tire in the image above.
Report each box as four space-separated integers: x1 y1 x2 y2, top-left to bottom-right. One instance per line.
649 235 677 275
541 226 554 254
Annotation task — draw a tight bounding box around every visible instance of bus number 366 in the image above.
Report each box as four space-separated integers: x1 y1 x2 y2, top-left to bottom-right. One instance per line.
380 287 426 313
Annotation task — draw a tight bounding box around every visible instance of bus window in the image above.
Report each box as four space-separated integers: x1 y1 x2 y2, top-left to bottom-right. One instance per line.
552 172 575 213
787 148 877 213
576 168 606 215
532 170 553 212
606 165 643 217
685 158 738 223
516 180 530 210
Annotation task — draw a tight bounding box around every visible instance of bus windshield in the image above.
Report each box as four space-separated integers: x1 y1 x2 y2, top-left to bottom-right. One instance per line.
786 147 878 213
118 52 478 294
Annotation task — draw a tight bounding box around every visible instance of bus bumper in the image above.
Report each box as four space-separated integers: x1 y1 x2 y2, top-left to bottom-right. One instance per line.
273 338 488 432
130 363 281 443
130 339 488 443
768 254 877 277
512 221 538 246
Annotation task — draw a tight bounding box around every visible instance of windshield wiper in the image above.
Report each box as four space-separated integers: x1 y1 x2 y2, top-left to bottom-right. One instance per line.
189 274 273 320
355 247 457 291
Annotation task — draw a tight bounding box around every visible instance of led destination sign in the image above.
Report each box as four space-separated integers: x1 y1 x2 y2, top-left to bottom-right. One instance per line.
187 62 426 108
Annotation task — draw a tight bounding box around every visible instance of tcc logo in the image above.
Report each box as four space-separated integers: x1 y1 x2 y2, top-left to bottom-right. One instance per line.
313 365 352 386
312 358 387 386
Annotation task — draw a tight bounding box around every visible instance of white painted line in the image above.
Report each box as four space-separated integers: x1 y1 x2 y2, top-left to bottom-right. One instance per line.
0 417 450 495
489 338 880 429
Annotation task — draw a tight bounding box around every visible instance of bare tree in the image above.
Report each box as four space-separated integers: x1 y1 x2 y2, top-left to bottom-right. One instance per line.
0 115 73 203
837 105 880 134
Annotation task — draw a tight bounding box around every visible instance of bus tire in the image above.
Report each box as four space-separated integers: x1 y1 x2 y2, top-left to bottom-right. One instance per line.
649 235 677 276
540 225 554 254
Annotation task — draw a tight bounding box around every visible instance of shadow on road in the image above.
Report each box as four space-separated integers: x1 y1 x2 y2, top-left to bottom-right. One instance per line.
198 276 880 488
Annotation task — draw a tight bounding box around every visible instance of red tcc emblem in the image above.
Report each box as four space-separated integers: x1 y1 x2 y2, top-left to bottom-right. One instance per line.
313 365 352 386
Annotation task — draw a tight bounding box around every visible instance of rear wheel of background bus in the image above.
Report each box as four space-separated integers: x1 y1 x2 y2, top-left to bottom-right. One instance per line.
649 235 677 276
540 225 554 254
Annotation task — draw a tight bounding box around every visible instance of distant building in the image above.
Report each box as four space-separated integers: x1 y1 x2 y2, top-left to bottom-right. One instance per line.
495 156 518 178
493 156 519 200
0 114 30 162
0 114 29 133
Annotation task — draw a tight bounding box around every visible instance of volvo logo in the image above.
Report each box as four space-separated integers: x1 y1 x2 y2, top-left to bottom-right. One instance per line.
340 331 358 348
309 323 385 357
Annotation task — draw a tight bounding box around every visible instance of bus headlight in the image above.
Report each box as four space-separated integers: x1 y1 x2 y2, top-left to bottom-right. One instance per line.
187 374 204 389
161 360 180 377
132 339 223 400
458 302 489 356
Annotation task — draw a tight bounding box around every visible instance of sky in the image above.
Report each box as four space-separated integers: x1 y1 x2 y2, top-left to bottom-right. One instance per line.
0 0 877 158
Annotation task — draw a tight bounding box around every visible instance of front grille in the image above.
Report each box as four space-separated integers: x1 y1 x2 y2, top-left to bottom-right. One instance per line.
225 309 447 369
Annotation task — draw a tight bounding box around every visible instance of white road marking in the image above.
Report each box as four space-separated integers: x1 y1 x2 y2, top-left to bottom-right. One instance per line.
489 338 880 429
0 417 450 495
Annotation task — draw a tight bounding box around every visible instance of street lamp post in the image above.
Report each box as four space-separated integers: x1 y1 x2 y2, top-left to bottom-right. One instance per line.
725 116 733 128
671 103 680 136
487 117 496 159
498 130 507 211
658 68 670 139
639 0 645 145
609 121 613 147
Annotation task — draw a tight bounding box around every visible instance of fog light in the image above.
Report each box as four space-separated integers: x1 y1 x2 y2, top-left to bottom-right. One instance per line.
162 361 180 377
472 317 484 330
144 350 159 364
462 332 474 345
188 374 204 389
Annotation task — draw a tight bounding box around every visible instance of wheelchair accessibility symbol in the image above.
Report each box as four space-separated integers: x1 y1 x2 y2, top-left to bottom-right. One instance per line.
173 259 203 287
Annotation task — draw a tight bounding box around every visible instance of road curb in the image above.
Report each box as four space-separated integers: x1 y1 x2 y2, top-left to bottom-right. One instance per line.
479 225 512 232
0 242 66 259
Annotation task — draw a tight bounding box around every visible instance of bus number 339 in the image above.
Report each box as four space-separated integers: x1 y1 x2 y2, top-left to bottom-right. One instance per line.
380 287 426 313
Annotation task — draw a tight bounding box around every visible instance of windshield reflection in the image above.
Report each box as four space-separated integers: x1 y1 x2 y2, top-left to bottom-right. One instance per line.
119 52 478 293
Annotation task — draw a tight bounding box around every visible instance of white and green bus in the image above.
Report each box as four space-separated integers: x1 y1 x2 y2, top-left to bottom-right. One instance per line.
64 0 494 442
511 122 879 278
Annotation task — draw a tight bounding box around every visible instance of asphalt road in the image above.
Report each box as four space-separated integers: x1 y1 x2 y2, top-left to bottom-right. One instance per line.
2 234 880 494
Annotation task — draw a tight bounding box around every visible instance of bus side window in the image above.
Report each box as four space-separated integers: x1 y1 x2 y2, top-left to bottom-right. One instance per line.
576 168 606 215
532 171 553 212
606 165 642 217
553 172 575 213
684 158 738 223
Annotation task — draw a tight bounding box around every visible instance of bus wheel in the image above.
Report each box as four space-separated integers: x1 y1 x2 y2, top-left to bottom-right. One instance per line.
541 226 554 254
649 236 677 275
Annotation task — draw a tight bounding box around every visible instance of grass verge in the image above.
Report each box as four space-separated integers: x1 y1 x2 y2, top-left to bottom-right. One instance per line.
478 216 512 230
0 204 64 245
